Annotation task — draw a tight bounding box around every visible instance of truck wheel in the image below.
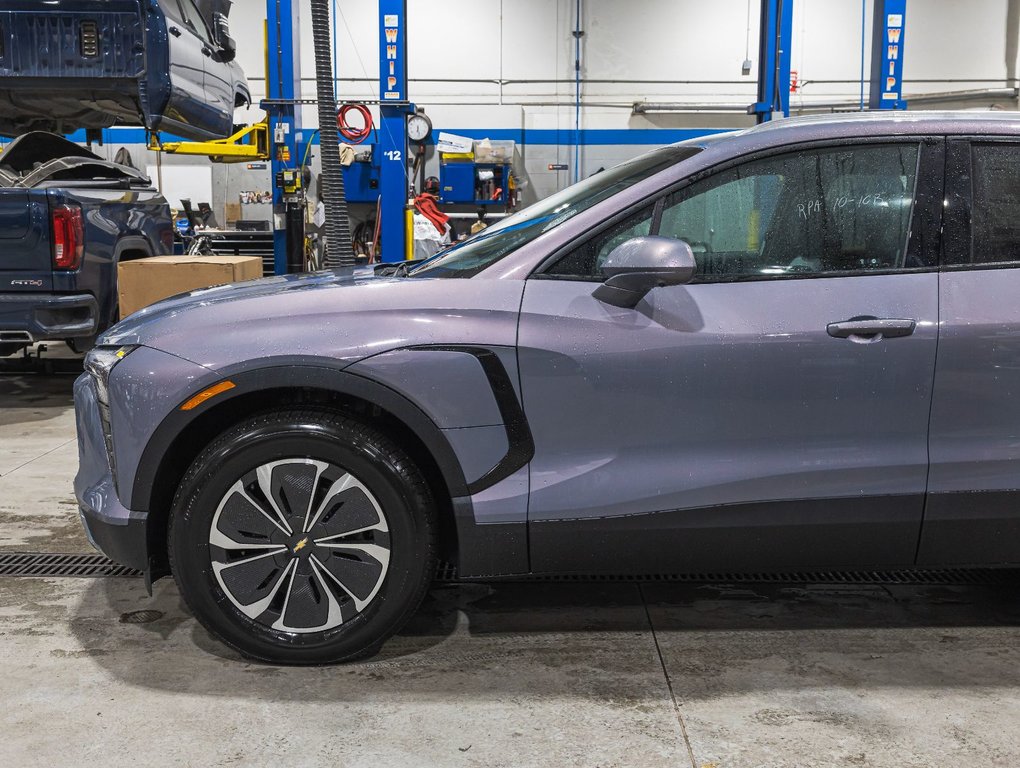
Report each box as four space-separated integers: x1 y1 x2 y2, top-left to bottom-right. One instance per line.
169 409 437 665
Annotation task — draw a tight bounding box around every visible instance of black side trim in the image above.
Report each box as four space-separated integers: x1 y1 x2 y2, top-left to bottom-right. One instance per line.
79 506 149 574
918 491 1020 566
530 495 925 574
452 497 529 577
942 138 972 268
407 345 535 495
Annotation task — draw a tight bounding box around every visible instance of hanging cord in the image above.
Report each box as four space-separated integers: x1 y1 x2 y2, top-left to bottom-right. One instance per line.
573 0 582 184
371 195 382 264
301 130 319 170
338 103 373 144
309 0 355 268
744 0 752 63
859 0 867 111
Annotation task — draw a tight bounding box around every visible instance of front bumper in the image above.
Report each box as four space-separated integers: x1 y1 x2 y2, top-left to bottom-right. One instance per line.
73 373 149 573
0 293 99 342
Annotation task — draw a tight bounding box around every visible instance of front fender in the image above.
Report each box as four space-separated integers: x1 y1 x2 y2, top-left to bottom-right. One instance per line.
131 346 534 508
129 359 472 511
128 348 534 579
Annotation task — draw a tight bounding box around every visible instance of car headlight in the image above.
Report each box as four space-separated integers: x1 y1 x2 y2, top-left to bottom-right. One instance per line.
84 345 137 482
84 345 137 406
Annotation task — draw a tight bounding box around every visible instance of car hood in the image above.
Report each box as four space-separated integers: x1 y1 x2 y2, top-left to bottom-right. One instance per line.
101 269 524 371
0 132 150 188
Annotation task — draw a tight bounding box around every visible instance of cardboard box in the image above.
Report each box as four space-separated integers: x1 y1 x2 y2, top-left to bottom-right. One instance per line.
224 202 242 226
118 255 263 319
472 139 514 164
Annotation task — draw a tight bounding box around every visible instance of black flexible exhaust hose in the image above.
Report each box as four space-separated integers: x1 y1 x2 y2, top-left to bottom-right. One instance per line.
309 0 355 267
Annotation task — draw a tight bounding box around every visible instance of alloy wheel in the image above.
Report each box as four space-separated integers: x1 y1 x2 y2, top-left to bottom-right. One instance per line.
208 458 391 634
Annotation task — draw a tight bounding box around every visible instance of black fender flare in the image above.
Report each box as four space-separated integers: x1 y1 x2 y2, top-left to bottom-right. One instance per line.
130 362 472 514
113 235 154 262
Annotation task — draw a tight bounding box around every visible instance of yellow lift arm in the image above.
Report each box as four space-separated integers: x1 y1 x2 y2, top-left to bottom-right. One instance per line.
148 120 269 163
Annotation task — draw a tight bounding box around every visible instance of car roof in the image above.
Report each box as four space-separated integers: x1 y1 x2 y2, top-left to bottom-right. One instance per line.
754 109 1020 132
679 109 1020 153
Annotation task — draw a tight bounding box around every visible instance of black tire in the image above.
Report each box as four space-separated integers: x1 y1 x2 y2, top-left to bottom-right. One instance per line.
169 408 436 665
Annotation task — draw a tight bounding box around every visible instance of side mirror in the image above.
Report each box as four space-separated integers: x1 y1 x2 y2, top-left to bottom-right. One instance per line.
213 12 237 62
592 236 697 308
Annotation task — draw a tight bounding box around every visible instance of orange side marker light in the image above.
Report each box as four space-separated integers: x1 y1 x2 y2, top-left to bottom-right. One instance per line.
180 380 236 411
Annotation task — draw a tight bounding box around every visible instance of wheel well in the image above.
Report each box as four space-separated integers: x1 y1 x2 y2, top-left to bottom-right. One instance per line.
105 246 151 329
145 386 458 579
118 248 148 263
234 91 250 108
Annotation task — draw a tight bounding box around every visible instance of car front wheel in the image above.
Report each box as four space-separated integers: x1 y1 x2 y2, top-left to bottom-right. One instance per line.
169 409 436 664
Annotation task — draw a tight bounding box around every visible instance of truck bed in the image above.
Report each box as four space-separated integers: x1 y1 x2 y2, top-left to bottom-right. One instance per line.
0 1 149 135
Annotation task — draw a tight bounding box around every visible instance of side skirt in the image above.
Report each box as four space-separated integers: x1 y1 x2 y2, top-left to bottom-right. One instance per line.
529 495 925 574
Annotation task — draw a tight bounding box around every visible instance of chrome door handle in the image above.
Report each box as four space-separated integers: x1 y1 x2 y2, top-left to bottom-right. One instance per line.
826 318 916 340
169 25 182 37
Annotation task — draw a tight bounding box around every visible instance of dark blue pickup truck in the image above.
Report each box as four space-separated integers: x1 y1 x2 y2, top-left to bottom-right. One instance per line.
0 0 248 141
0 133 172 357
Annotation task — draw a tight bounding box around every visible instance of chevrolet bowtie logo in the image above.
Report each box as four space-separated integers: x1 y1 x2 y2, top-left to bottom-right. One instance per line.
293 537 309 554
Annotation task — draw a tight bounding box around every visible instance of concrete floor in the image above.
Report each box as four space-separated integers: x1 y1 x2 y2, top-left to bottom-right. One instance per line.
2 365 1020 767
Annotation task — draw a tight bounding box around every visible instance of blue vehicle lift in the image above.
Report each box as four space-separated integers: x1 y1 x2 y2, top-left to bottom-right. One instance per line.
750 0 794 123
265 0 306 275
869 0 907 110
377 0 415 262
263 0 415 272
751 0 906 123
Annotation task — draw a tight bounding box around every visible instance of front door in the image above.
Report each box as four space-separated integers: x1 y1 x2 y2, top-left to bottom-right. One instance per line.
176 0 234 134
519 140 943 574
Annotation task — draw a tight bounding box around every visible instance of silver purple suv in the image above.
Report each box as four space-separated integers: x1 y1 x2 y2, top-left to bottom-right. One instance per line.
75 112 1020 664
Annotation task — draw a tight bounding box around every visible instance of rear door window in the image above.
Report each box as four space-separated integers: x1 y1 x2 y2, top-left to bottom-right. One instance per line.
177 0 215 44
159 0 186 23
965 143 1020 264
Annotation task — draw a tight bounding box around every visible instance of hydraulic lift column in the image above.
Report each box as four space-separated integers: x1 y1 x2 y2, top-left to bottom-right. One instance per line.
749 0 794 124
379 0 414 261
869 0 907 110
266 0 305 275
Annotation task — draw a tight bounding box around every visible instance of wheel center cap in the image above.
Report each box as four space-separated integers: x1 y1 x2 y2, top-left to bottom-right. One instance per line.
290 535 311 557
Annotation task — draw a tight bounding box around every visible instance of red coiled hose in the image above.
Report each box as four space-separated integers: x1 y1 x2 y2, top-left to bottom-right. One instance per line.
338 103 373 144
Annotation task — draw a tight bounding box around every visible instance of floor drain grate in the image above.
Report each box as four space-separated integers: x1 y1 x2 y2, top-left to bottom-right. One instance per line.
1 552 1017 587
119 609 164 624
0 552 141 578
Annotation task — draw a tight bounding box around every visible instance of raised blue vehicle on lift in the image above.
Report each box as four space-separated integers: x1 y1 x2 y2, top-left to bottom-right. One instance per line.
0 0 249 141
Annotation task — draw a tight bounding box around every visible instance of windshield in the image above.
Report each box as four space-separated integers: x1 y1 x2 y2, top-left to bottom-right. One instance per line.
408 145 702 278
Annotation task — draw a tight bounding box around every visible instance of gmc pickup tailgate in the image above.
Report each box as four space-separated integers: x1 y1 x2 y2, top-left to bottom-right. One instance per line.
0 189 53 292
